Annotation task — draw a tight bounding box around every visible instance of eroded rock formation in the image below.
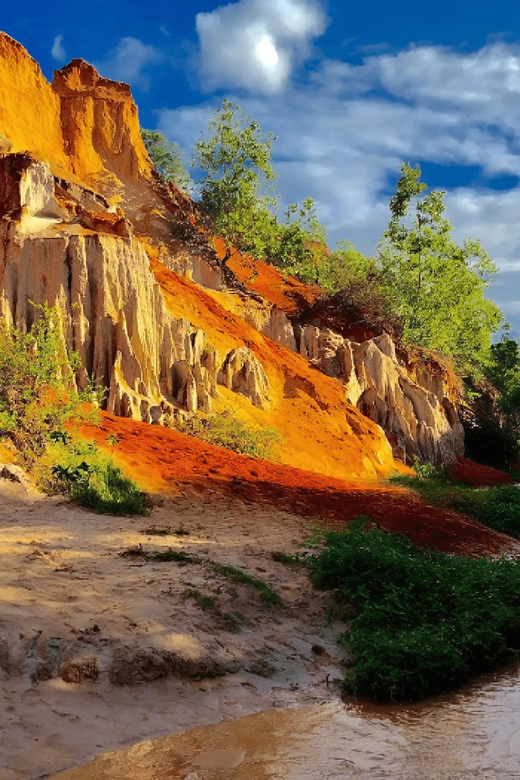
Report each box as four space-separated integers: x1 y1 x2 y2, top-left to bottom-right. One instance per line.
296 327 463 465
0 32 464 476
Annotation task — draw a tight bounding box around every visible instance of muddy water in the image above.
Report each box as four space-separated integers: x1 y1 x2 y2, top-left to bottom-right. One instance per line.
50 661 520 780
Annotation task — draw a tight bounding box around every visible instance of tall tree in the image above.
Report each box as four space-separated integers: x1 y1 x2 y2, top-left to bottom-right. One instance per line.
378 163 504 368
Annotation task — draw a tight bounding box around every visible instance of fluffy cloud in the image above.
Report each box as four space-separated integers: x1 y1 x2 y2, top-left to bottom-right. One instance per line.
158 40 520 330
94 37 162 90
195 0 327 93
51 34 66 62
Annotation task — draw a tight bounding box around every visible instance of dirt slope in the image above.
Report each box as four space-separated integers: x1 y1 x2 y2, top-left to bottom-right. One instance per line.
83 413 517 558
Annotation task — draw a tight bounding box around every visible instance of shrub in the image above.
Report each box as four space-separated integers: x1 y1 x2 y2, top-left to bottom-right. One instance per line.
0 306 146 515
168 411 282 460
308 521 520 701
0 304 99 459
36 435 147 516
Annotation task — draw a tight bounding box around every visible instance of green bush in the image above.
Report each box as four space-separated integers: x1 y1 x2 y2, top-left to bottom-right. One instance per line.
168 411 282 460
308 521 520 701
0 306 146 516
0 304 99 459
37 435 147 516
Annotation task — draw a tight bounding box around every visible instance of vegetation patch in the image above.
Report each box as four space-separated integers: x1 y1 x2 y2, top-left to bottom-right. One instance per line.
119 546 196 563
186 588 216 610
307 520 520 701
271 551 301 565
167 410 282 460
151 548 195 563
141 526 172 536
0 306 146 516
211 562 281 605
38 435 148 516
392 469 520 539
119 544 147 558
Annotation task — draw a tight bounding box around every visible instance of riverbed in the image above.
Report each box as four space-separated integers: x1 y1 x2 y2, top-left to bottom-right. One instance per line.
50 660 520 779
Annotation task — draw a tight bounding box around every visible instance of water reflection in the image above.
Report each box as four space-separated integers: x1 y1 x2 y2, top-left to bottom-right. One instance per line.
347 658 520 779
50 660 520 780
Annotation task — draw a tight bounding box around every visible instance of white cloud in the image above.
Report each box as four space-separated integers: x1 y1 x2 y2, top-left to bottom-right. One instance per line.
158 39 520 326
195 0 327 93
94 37 162 90
51 34 66 63
447 187 520 272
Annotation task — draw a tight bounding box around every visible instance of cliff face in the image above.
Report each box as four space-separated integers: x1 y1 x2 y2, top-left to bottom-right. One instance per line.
52 59 152 193
0 34 463 478
0 33 153 195
218 246 464 466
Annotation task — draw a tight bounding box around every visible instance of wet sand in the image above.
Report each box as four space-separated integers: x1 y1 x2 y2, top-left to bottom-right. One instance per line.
0 480 345 779
3 476 520 780
50 660 520 780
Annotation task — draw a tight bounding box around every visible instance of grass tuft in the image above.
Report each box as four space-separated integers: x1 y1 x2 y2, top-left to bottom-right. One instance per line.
151 548 195 563
211 562 281 605
186 588 216 610
271 551 301 565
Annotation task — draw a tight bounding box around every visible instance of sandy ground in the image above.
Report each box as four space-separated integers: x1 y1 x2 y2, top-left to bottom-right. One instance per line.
0 479 347 780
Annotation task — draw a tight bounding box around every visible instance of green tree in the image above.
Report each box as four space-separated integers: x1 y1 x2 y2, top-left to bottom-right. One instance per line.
141 129 191 190
193 101 330 272
378 163 504 368
272 197 328 280
193 99 278 257
487 337 520 400
312 240 378 293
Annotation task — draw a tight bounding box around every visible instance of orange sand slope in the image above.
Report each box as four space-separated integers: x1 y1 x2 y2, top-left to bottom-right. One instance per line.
214 237 322 316
84 413 517 558
150 257 400 482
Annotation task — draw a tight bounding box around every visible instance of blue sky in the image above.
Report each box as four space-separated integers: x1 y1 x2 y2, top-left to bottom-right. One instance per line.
4 0 520 334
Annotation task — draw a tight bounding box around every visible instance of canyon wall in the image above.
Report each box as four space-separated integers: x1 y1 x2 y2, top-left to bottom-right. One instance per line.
0 152 395 481
0 33 463 476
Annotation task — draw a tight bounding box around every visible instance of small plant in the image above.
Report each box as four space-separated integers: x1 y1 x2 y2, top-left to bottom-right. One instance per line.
152 548 195 563
221 611 245 631
186 588 216 610
211 562 281 605
142 526 172 536
411 457 446 480
271 551 301 565
120 544 147 558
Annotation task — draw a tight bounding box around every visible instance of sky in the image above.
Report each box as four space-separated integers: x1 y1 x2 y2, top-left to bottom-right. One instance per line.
4 0 520 335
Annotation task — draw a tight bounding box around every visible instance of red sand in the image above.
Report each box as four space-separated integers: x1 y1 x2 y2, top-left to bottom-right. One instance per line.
213 237 322 316
450 456 514 487
83 413 518 559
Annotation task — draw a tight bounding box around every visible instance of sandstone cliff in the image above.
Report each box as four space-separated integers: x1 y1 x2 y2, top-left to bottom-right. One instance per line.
0 33 463 478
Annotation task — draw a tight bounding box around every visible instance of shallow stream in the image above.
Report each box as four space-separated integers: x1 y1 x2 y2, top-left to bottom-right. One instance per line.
50 660 520 779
